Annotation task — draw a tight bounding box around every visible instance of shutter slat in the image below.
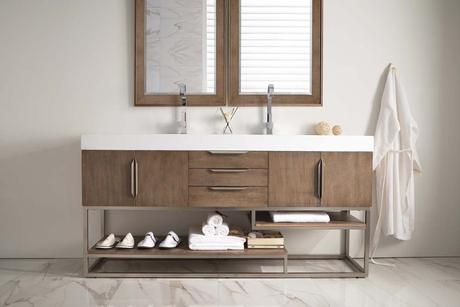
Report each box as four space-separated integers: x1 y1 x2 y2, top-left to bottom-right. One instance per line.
240 0 312 94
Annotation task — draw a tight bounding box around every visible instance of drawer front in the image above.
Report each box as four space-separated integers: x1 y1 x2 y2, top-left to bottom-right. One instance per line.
189 151 268 169
189 187 268 207
189 169 268 187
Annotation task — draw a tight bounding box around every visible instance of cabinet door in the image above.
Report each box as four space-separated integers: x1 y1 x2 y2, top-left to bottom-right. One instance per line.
321 152 372 207
82 151 135 206
269 152 321 207
135 151 188 207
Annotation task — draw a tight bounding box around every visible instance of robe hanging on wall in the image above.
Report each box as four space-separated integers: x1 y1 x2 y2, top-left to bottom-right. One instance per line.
373 64 422 248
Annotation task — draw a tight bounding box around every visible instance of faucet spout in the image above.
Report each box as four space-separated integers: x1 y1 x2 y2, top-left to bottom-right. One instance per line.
266 84 274 134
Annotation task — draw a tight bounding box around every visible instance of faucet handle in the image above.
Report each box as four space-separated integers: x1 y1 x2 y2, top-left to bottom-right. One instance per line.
268 84 274 96
179 83 186 96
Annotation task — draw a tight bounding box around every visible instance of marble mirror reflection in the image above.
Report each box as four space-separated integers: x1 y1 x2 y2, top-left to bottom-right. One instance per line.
144 0 216 95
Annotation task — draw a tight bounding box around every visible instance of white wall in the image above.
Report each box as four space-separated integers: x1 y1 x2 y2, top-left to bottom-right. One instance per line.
1 0 459 258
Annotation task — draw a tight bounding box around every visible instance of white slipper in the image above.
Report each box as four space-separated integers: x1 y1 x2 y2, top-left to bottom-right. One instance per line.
137 232 156 249
159 231 181 249
116 233 135 249
96 234 118 249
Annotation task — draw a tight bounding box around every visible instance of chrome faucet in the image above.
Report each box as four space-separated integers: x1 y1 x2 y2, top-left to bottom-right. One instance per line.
266 84 274 134
179 83 187 134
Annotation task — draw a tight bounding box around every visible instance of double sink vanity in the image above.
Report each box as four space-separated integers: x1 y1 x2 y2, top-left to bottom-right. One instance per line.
81 134 373 278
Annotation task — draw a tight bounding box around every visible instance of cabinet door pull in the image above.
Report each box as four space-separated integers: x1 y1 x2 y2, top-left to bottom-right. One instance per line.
316 159 323 199
208 151 248 155
135 159 139 197
130 159 136 198
320 159 325 199
208 168 248 173
208 186 248 191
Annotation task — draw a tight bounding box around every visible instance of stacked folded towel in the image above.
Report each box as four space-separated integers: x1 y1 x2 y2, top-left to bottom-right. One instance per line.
190 213 245 250
201 213 230 236
270 211 330 223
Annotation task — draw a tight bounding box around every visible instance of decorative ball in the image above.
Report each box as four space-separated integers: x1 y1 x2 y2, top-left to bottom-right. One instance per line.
315 121 331 135
332 125 343 136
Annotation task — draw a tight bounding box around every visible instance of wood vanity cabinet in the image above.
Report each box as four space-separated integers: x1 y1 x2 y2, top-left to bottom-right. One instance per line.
82 150 372 208
268 152 372 208
82 151 135 206
269 152 321 207
135 151 188 207
82 150 188 207
188 151 268 207
321 152 372 207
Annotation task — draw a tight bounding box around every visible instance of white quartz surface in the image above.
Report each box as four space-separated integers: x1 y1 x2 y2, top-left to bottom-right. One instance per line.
1 258 460 307
81 134 374 152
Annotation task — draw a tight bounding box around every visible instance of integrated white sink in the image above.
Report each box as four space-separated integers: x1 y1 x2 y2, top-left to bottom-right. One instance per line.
81 134 373 152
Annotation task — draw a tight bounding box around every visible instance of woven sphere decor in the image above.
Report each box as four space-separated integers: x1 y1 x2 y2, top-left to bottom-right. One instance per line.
332 125 343 135
315 121 331 135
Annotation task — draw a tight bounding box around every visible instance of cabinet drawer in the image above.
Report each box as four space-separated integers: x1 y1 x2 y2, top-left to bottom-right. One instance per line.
189 187 267 207
189 169 267 187
189 151 268 169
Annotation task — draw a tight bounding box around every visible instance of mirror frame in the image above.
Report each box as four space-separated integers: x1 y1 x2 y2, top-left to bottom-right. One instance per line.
229 0 323 106
134 0 225 106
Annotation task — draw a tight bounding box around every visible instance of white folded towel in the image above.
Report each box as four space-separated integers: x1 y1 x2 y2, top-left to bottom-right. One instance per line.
189 243 244 251
206 213 223 226
201 222 217 236
189 227 245 244
215 223 229 236
270 212 330 223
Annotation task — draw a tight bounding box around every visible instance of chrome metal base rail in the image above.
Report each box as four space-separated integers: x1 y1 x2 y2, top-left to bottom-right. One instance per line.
83 208 370 278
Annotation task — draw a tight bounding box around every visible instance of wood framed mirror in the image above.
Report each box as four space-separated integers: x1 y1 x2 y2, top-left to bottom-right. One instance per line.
229 0 322 106
134 0 322 107
135 0 225 106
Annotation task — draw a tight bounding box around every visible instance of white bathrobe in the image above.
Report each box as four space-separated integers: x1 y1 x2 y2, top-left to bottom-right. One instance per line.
373 64 422 242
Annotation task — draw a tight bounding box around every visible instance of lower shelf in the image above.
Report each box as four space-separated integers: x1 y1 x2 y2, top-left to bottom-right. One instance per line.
88 236 287 260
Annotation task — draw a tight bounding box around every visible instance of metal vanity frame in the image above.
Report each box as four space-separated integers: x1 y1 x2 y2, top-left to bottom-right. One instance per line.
83 206 370 278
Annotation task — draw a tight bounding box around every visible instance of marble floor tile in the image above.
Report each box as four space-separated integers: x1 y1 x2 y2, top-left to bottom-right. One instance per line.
0 258 459 307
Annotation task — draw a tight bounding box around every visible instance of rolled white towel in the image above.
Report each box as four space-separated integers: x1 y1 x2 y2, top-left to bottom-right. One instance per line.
201 222 216 236
215 223 229 236
207 213 223 226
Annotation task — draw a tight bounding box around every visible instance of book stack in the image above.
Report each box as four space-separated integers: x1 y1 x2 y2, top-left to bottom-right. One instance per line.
246 231 284 249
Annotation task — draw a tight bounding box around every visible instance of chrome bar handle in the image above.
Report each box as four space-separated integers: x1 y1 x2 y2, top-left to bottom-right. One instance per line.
208 151 249 155
130 159 135 198
316 159 323 199
135 159 139 197
208 168 249 173
208 186 248 191
321 159 325 199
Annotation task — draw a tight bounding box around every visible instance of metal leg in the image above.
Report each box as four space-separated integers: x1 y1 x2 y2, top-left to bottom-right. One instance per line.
363 209 371 276
101 209 105 237
341 211 350 257
83 208 89 277
283 256 288 274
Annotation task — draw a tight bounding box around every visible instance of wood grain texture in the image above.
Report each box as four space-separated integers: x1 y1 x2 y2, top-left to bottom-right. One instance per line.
135 151 188 207
134 0 225 106
82 151 135 206
189 152 268 169
229 0 322 106
321 152 372 207
268 152 321 207
189 169 268 187
189 187 267 207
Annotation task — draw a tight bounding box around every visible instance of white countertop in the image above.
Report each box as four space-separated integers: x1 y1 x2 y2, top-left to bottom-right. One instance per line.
81 134 374 152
